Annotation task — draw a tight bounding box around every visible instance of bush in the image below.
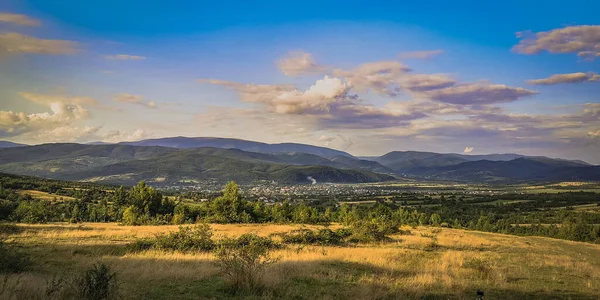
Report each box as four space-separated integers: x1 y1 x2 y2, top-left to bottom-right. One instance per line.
0 238 30 273
129 224 215 252
279 228 350 245
74 263 119 300
214 234 279 292
121 206 141 226
348 218 399 243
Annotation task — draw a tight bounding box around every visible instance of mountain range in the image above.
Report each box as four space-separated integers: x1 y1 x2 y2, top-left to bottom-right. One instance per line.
0 137 597 185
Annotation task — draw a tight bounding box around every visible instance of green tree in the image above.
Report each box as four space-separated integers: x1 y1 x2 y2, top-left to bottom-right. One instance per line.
430 213 442 226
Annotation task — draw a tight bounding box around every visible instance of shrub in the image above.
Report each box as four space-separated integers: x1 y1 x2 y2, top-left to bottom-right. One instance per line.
348 218 399 243
74 262 119 300
214 234 279 292
126 239 154 252
128 224 215 253
279 228 350 245
121 206 141 226
0 238 30 273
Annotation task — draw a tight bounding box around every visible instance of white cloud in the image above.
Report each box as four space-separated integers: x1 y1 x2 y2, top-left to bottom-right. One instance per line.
277 51 324 76
333 61 411 96
113 93 157 109
527 72 599 85
463 146 474 153
0 32 79 56
104 54 146 60
318 135 335 146
423 83 538 105
0 12 41 26
400 73 456 92
102 129 150 142
398 49 444 60
18 92 98 106
513 25 600 60
0 103 90 138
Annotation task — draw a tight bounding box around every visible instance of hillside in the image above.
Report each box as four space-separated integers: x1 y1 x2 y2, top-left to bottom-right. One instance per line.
0 144 393 185
5 223 600 299
0 141 26 148
122 137 352 157
64 149 393 185
409 157 599 182
0 141 597 184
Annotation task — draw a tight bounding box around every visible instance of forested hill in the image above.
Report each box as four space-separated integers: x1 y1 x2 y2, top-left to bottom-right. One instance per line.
0 144 393 185
0 141 598 184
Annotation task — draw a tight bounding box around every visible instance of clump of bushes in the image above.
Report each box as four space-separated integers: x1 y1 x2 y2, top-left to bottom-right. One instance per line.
0 238 29 273
278 228 351 246
129 224 215 252
1 262 119 300
74 262 119 300
214 233 279 293
347 217 402 243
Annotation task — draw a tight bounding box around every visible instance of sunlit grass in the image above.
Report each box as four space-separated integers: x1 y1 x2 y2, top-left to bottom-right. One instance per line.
3 223 600 299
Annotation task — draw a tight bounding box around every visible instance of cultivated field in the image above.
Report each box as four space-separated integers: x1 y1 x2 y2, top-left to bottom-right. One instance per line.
2 223 600 299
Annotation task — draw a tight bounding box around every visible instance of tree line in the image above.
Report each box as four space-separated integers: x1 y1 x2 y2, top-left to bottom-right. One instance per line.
1 175 599 244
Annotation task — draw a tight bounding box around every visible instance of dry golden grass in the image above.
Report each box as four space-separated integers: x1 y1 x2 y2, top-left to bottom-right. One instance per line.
4 223 600 299
16 190 75 201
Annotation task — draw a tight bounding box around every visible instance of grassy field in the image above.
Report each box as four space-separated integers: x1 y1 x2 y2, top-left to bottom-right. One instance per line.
2 223 600 299
16 190 76 201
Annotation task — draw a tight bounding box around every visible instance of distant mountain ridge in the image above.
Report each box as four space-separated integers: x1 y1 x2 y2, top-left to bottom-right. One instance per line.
0 141 27 148
0 137 597 184
0 144 392 185
121 137 353 158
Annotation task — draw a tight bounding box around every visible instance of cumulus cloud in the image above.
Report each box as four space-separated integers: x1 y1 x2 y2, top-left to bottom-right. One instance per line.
0 103 90 138
204 76 349 114
400 73 457 92
203 75 426 129
333 61 411 96
102 129 150 142
513 25 600 60
423 83 538 105
199 79 296 103
583 103 600 116
277 51 324 76
0 12 41 26
19 92 98 107
113 93 157 109
398 49 444 60
463 146 474 153
0 33 79 56
527 72 599 85
104 54 146 60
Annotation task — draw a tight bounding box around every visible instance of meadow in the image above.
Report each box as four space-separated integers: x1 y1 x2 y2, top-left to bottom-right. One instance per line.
2 223 600 300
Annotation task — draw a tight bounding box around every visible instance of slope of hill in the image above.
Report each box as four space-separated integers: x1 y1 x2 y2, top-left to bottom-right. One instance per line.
368 150 591 174
0 144 393 185
409 157 598 182
64 150 394 185
0 141 27 148
372 151 470 172
0 142 596 184
122 137 352 157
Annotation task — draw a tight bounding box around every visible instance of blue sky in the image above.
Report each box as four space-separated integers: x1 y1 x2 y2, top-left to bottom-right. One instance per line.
1 0 599 163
